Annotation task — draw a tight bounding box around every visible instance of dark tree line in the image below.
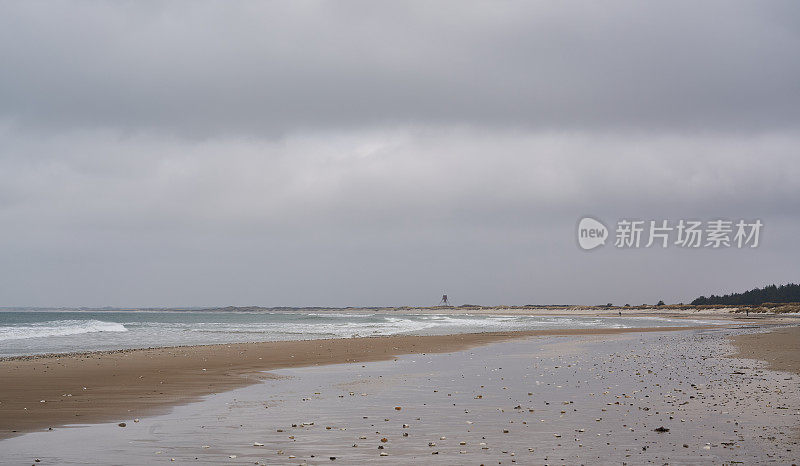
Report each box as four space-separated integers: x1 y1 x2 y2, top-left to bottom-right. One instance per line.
691 283 800 305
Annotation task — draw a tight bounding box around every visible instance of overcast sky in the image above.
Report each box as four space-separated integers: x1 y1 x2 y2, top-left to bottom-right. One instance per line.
1 1 798 308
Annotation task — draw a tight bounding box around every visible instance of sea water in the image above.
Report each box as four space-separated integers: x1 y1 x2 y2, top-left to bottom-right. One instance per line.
0 309 715 357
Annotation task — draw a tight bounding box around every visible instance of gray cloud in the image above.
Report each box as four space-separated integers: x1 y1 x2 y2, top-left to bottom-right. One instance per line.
0 1 798 307
0 127 797 306
1 1 799 136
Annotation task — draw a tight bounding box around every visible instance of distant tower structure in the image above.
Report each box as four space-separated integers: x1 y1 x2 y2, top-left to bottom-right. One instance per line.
440 294 449 306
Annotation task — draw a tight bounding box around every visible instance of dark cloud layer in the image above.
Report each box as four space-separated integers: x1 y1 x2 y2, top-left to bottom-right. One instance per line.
2 1 799 136
0 1 798 307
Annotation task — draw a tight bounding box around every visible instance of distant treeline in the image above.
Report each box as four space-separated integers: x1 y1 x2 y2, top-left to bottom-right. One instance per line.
691 283 800 305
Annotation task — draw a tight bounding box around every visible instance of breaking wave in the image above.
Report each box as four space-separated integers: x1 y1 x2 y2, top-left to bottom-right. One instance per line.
0 320 128 341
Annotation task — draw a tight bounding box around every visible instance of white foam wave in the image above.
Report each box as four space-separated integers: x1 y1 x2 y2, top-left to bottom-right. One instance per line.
188 318 439 338
304 312 376 318
0 320 128 341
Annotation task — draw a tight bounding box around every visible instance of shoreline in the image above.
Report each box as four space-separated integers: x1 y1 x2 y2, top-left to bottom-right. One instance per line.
0 318 742 362
0 308 779 362
0 324 733 439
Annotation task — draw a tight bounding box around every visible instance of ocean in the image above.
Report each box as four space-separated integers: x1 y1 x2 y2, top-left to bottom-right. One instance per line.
0 309 716 357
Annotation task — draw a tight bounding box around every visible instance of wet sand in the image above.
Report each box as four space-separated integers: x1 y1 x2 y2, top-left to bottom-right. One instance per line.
1 326 798 464
0 325 727 439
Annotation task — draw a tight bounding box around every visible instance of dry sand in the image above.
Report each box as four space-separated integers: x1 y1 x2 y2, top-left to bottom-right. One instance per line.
731 325 800 375
0 325 727 439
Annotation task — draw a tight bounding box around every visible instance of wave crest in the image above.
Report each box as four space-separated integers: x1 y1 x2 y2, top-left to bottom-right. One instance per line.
0 320 128 341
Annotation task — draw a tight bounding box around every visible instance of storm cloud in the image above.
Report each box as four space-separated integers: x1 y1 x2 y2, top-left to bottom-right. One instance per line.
0 1 798 307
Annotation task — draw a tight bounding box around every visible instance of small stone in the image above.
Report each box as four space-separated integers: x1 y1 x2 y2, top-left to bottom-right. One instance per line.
118 423 126 427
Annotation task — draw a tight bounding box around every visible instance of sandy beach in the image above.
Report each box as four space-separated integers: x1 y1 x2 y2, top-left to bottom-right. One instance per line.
0 324 730 439
0 322 797 464
0 308 798 465
731 325 800 375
